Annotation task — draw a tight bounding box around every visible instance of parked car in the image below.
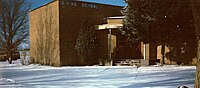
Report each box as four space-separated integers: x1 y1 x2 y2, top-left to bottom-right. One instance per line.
0 52 20 61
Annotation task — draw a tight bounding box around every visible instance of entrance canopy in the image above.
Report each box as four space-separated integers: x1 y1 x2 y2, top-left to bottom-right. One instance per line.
96 16 124 30
97 24 123 30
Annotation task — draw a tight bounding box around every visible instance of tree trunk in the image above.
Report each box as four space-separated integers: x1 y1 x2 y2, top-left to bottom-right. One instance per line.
195 39 200 88
0 0 30 65
189 0 200 87
8 51 12 64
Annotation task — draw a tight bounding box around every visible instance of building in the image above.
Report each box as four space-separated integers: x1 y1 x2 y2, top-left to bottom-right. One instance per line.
97 16 148 66
97 15 197 66
29 0 123 66
95 0 198 66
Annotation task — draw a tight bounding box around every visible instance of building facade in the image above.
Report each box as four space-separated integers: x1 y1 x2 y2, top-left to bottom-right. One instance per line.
97 16 197 66
97 16 146 66
29 0 123 66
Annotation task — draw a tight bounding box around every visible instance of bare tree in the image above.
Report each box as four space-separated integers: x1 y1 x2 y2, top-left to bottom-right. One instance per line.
0 0 30 64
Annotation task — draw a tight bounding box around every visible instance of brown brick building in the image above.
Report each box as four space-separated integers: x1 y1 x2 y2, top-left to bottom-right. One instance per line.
29 0 123 66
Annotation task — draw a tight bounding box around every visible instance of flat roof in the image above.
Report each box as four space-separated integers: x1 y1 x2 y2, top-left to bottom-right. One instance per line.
30 0 123 12
97 24 123 30
107 16 125 19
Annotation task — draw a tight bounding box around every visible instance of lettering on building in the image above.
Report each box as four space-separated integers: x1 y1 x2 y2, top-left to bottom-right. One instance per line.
61 1 97 9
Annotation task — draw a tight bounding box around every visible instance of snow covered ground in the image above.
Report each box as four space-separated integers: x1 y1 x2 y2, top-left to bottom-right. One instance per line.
0 60 196 88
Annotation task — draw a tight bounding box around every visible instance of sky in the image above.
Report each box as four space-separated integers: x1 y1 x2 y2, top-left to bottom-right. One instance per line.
31 0 126 9
30 0 53 9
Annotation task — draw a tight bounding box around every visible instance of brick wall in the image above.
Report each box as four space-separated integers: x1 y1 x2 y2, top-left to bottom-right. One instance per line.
59 0 123 66
29 1 60 66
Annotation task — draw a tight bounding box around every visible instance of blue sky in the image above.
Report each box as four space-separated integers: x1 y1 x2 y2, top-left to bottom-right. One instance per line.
31 0 126 9
30 0 53 9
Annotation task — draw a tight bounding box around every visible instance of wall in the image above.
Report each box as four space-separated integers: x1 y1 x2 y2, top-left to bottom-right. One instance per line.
29 1 60 66
59 0 123 65
107 18 123 24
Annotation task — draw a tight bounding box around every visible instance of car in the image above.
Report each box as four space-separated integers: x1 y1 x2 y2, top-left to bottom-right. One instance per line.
0 52 20 61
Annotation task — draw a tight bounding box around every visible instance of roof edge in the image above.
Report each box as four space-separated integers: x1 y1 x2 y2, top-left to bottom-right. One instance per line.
30 0 124 12
29 0 57 12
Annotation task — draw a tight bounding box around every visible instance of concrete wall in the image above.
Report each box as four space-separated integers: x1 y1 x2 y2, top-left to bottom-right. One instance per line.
29 1 60 66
